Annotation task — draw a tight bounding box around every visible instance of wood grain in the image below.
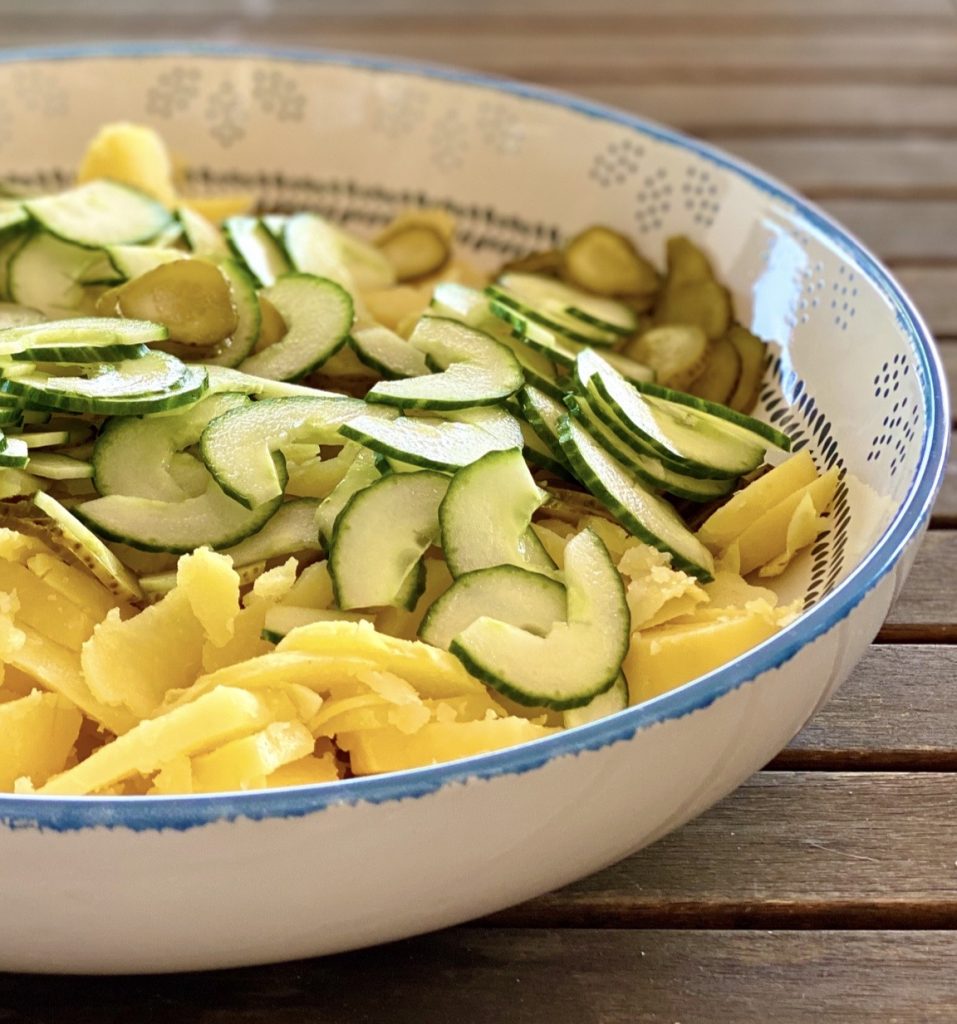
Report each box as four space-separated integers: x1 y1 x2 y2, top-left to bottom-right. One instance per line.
490 773 957 929
882 532 957 627
938 341 957 409
2 930 956 1024
933 433 957 525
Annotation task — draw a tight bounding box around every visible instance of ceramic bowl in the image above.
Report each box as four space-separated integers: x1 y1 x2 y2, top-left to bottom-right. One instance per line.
0 44 948 974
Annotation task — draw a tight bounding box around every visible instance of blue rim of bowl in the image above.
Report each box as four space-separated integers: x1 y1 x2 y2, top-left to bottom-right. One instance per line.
0 42 949 833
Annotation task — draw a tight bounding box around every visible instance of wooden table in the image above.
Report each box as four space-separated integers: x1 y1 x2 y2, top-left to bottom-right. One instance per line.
3 1 957 1019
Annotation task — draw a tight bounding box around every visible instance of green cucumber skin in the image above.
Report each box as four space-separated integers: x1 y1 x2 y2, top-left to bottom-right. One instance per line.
203 259 263 368
557 415 714 582
9 343 150 363
485 284 618 348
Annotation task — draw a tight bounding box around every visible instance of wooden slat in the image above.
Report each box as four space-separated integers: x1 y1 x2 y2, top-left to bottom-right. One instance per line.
491 773 957 929
883 531 957 627
938 340 957 407
892 269 957 336
779 645 957 767
933 431 957 525
819 201 957 262
3 930 955 1022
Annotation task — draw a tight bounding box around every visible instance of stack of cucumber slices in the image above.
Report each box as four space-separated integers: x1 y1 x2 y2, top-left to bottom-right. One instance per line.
0 179 791 716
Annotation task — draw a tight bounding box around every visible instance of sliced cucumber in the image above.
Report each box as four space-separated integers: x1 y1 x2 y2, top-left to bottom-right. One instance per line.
487 302 583 368
239 273 353 382
216 497 322 566
0 316 166 361
563 673 628 728
284 212 395 291
420 564 566 650
577 350 765 478
223 216 292 288
0 203 29 239
521 421 570 477
76 458 285 553
8 232 103 318
600 350 655 385
330 470 449 610
177 206 230 258
31 490 143 602
340 405 523 473
1 352 207 415
557 414 715 580
565 393 735 503
23 452 93 480
315 447 382 546
439 448 555 578
204 259 262 368
0 437 29 468
366 316 523 410
498 271 638 336
488 282 619 348
200 394 368 509
203 365 340 401
451 528 629 710
94 392 250 501
519 385 573 465
349 324 429 379
23 181 171 248
105 245 188 281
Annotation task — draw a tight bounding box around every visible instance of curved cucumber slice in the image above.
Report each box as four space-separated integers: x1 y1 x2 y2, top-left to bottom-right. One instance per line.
497 272 638 335
563 673 628 728
340 406 523 472
349 324 429 379
177 206 230 258
239 273 353 381
204 259 262 368
577 350 764 478
330 470 449 610
223 216 291 287
439 448 556 578
24 181 172 248
0 316 167 360
203 365 340 401
519 385 574 465
94 393 250 501
284 212 395 291
200 394 368 509
487 299 583 368
24 452 93 480
316 447 382 546
420 564 565 650
0 437 29 468
1 352 207 415
216 497 322 567
9 232 104 318
557 414 715 580
366 315 524 410
487 282 618 347
105 245 187 280
76 460 286 553
565 393 735 503
450 528 629 710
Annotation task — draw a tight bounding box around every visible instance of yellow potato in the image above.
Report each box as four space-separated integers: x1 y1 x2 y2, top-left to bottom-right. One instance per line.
376 558 453 641
149 756 193 796
339 717 556 775
697 451 819 551
176 547 240 648
279 561 336 610
26 552 120 623
39 686 276 796
76 122 177 206
0 559 98 651
361 284 432 331
267 754 340 788
758 492 828 578
181 193 256 223
191 720 316 793
0 690 82 790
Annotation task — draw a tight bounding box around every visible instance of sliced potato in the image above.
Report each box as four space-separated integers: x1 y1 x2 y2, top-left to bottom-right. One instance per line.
0 690 83 791
76 122 177 208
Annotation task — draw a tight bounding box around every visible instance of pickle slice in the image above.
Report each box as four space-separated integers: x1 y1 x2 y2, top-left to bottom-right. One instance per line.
726 324 767 414
625 324 708 390
376 223 451 281
562 226 659 297
688 336 741 405
654 279 731 341
665 235 716 287
499 249 563 277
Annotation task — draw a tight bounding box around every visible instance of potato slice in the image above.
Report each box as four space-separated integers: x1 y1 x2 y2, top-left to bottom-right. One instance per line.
182 193 255 223
77 122 177 207
266 753 340 787
176 547 240 648
39 686 277 796
0 690 82 790
190 720 316 793
0 560 98 651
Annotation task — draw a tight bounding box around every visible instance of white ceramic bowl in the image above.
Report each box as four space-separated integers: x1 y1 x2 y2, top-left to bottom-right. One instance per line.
0 44 948 974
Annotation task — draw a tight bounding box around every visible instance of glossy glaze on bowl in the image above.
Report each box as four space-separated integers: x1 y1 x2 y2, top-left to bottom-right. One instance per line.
0 45 948 973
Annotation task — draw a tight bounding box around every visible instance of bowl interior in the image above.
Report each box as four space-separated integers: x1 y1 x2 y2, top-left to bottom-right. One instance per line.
0 49 943 640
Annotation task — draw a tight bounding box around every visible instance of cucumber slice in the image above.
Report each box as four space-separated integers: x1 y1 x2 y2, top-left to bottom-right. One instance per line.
420 564 566 650
204 259 262 368
76 458 286 553
23 181 171 248
564 393 735 503
239 274 354 382
498 271 638 336
0 437 29 467
330 470 449 610
94 393 250 501
366 316 523 410
519 385 574 465
349 324 429 379
577 350 765 478
262 605 371 643
223 216 292 287
216 497 322 566
7 429 74 449
600 350 655 385
0 203 28 239
688 336 741 405
316 447 382 546
450 528 629 709
177 206 230 258
488 282 619 348
0 408 24 429
487 301 583 368
340 405 523 473
105 245 188 281
203 365 339 401
521 421 569 477
8 232 104 318
439 448 556 578
23 452 93 480
563 673 628 728
557 414 715 580
31 490 142 602
284 212 395 291
1 351 207 415
200 394 368 509
0 316 165 361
